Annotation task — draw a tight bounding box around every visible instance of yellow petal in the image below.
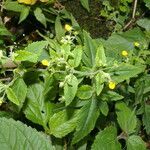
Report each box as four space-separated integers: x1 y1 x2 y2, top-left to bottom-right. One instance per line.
64 24 72 32
109 81 116 90
41 59 49 66
121 50 128 57
134 42 140 47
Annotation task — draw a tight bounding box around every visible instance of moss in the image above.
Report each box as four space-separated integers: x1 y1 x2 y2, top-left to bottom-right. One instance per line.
62 0 111 38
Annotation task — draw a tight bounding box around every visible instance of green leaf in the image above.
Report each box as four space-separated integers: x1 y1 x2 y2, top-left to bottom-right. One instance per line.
101 91 124 101
143 104 150 134
64 74 78 106
0 24 12 36
144 0 150 9
109 64 145 83
95 44 106 67
82 31 97 68
68 45 83 68
24 84 51 128
10 78 27 109
127 135 146 150
77 85 93 100
34 8 47 28
55 16 65 41
80 0 90 12
95 73 105 96
72 95 100 144
0 118 55 150
91 126 121 150
15 50 38 63
98 101 109 116
4 1 27 12
15 41 48 63
19 7 30 24
116 102 137 134
49 110 78 138
137 18 150 31
6 88 19 105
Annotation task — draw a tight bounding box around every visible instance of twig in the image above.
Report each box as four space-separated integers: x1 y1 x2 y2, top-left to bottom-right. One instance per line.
123 0 138 30
0 77 12 82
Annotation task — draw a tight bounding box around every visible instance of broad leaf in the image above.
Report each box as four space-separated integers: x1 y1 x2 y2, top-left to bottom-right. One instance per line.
127 135 146 150
91 126 121 150
72 95 100 144
137 18 150 31
0 118 55 150
19 7 30 24
9 78 27 109
98 101 109 116
64 74 78 106
101 91 124 101
34 8 47 27
0 24 12 36
116 102 137 134
143 104 150 134
82 31 97 68
109 64 145 83
77 85 93 100
69 45 83 68
6 88 20 105
55 16 65 41
24 84 51 128
144 0 150 9
4 1 27 12
49 110 78 138
95 44 106 67
95 72 105 96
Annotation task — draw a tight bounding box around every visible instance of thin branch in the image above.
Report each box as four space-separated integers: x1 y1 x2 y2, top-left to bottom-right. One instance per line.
123 0 138 30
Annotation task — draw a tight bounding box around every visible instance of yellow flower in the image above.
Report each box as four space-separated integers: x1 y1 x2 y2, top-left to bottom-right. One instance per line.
64 24 72 32
41 59 49 66
134 42 140 47
18 0 37 5
121 50 128 57
108 81 116 90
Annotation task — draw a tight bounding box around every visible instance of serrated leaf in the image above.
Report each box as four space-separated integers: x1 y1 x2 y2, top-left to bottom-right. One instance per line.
0 118 55 150
127 135 146 150
49 110 78 138
144 0 150 9
4 1 27 12
109 64 145 83
101 91 124 101
80 0 90 12
64 74 78 106
98 101 109 116
137 18 150 31
143 104 150 134
10 78 27 110
15 41 48 63
6 87 20 105
72 95 100 144
116 102 137 134
69 45 83 67
19 7 30 24
24 84 51 128
91 126 121 150
77 85 93 100
55 16 65 41
82 31 97 68
15 50 38 63
34 8 47 28
95 44 106 67
95 73 104 96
